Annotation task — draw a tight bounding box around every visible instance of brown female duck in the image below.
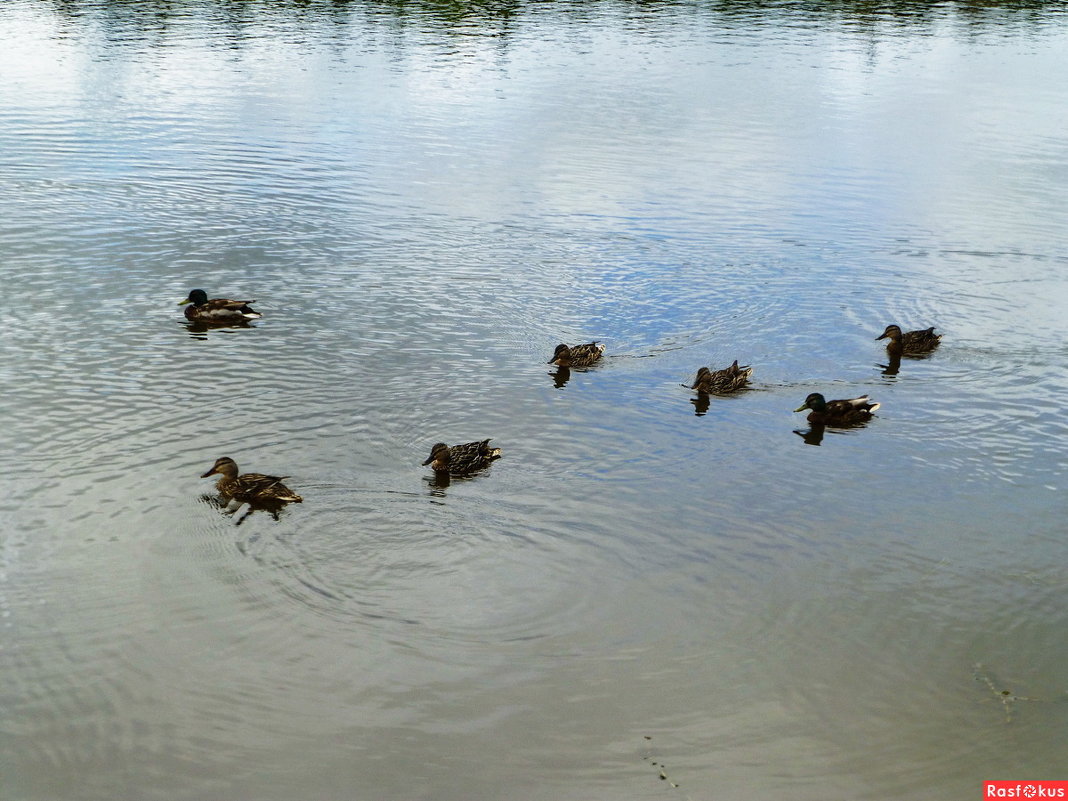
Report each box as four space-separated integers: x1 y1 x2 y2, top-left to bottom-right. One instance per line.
691 360 753 394
422 440 502 476
200 457 302 504
876 324 940 356
547 342 605 368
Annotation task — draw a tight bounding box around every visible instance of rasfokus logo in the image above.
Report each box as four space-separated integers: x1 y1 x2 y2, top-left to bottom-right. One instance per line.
985 782 1068 798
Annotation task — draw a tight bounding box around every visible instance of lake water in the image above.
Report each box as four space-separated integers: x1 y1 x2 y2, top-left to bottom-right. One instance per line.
2 2 1067 799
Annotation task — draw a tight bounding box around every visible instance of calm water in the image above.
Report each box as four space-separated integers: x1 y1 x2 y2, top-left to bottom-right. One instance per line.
2 2 1067 799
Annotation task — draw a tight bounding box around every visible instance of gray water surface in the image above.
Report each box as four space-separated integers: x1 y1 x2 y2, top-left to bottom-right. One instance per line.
2 2 1067 799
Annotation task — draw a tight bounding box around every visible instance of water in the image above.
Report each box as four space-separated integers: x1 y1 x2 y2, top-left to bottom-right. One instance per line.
2 2 1067 799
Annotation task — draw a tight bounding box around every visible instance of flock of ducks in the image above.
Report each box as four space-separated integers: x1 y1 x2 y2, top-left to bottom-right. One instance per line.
181 289 942 517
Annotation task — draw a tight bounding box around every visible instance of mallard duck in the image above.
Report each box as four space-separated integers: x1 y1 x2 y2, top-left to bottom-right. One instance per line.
422 440 502 475
793 393 880 425
876 324 940 356
200 457 302 504
179 289 262 323
548 342 605 368
691 360 753 394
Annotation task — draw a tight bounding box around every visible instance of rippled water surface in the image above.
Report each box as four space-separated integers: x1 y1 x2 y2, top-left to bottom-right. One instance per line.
3 2 1067 799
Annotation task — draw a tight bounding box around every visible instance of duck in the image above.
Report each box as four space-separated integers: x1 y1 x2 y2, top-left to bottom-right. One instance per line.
547 342 605 368
793 393 880 425
179 289 262 323
691 360 753 394
876 324 940 356
422 440 502 475
200 457 302 504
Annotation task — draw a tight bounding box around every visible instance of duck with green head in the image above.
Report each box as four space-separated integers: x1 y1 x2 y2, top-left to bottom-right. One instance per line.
179 289 262 323
691 360 753 395
423 440 502 476
876 324 940 356
793 393 880 425
548 342 605 368
201 457 302 504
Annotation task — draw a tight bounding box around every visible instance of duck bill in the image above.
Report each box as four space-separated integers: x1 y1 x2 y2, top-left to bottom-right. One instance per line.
793 404 809 413
547 357 560 365
178 298 192 306
874 333 888 340
421 456 434 466
200 467 218 477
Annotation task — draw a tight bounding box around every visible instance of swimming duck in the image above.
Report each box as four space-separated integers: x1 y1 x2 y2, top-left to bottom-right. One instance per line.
547 342 605 368
200 457 302 504
179 289 262 323
876 324 940 356
691 360 753 394
422 440 502 475
793 393 880 425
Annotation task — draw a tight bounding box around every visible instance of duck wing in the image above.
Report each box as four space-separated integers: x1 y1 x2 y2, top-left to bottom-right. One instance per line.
199 298 261 320
699 361 752 393
448 439 502 472
826 396 880 416
902 327 940 351
568 342 605 365
234 472 286 493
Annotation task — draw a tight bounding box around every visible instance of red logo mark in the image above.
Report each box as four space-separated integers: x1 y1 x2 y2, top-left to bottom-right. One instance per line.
985 782 1068 799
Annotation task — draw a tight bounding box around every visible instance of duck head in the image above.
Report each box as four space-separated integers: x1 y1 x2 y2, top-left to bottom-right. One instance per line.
547 344 571 365
180 289 209 307
794 393 827 413
875 324 902 342
422 443 450 470
201 456 239 478
691 366 712 389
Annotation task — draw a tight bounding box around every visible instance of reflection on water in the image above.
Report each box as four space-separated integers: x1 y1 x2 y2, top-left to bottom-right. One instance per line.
3 2 1068 800
37 0 1068 34
880 352 903 376
878 350 939 377
424 470 452 496
198 492 294 525
794 423 826 446
181 319 258 338
548 365 571 388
